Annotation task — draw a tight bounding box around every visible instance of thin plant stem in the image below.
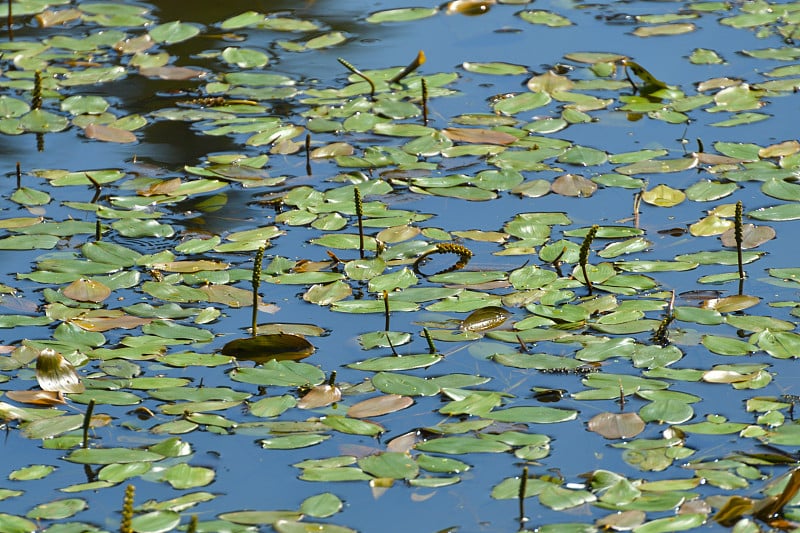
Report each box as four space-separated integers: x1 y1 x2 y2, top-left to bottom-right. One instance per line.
338 57 375 99
518 465 528 526
15 162 20 189
82 399 95 449
383 290 390 331
7 0 12 41
305 133 311 175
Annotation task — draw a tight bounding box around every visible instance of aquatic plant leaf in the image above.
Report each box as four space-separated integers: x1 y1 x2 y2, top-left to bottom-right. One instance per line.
160 463 214 489
10 187 50 206
322 415 384 436
19 109 69 133
274 520 356 533
641 184 686 206
348 354 441 372
221 334 314 363
488 406 578 424
300 493 343 519
366 8 438 23
518 10 572 26
229 360 325 387
61 278 111 303
297 384 341 410
702 335 758 356
462 61 527 75
416 436 511 454
358 452 418 480
371 372 439 396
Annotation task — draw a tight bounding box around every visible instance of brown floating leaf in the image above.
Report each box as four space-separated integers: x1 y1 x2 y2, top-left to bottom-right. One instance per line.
587 412 645 439
221 334 314 364
297 384 342 410
596 510 646 530
200 285 261 307
138 178 182 197
35 348 85 394
442 127 517 145
348 394 414 418
720 224 775 249
84 124 137 144
139 66 207 80
71 311 152 332
62 278 111 303
551 173 597 197
754 469 800 522
5 390 66 406
692 152 749 165
461 305 511 332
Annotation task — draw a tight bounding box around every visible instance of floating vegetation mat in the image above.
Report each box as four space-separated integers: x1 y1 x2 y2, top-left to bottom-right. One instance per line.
1 0 800 532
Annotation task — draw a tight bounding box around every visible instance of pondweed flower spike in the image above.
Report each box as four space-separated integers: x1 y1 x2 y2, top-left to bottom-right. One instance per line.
421 77 428 126
579 225 599 296
338 57 375 99
632 190 642 229
95 219 101 242
354 187 365 259
32 70 42 110
305 133 312 175
251 243 266 336
82 399 95 448
15 162 20 189
735 200 744 281
389 50 426 84
120 484 135 533
413 242 473 276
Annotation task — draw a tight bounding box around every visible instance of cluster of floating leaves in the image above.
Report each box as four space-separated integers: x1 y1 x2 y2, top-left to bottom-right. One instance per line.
1 0 800 532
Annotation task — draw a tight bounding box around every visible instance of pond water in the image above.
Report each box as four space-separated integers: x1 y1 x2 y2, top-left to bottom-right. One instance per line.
1 0 800 532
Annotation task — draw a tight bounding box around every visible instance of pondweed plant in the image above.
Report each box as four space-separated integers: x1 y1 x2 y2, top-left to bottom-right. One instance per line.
338 57 376 99
354 186 364 259
579 224 599 296
735 200 745 282
251 243 266 336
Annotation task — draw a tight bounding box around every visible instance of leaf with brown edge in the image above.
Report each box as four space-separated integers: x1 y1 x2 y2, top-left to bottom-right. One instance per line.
442 127 517 145
139 66 207 80
720 224 775 249
5 390 66 406
35 348 85 394
138 177 182 197
297 384 342 410
713 495 754 527
527 70 574 94
62 278 111 303
587 412 645 439
221 334 315 364
70 310 152 332
348 394 414 418
551 174 597 197
151 260 229 273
